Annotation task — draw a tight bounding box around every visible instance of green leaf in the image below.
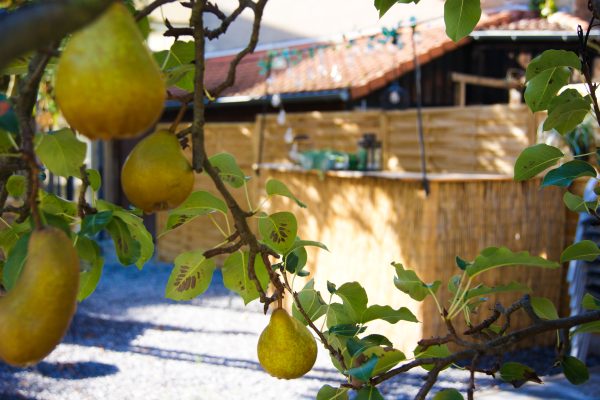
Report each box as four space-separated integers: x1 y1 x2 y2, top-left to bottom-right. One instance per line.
582 293 600 310
39 192 78 217
222 251 270 305
75 235 104 302
346 356 379 381
80 211 113 237
327 303 356 328
0 129 17 153
285 246 308 274
561 240 600 262
466 247 559 278
266 179 307 208
448 275 462 294
543 89 592 134
542 160 596 188
414 344 451 371
0 221 30 255
105 217 141 266
455 256 469 270
514 144 564 181
2 232 30 291
154 41 195 91
347 335 393 357
433 389 464 400
292 279 327 325
285 239 329 255
525 50 581 112
36 129 86 178
561 356 589 385
573 321 600 335
209 152 247 188
163 191 227 234
355 386 384 400
363 347 405 375
258 211 297 253
113 210 154 270
316 385 349 400
464 281 531 300
531 296 559 320
563 191 599 213
6 175 25 197
328 324 365 337
165 250 216 301
361 304 418 324
392 262 440 301
500 362 542 388
86 169 102 192
336 281 368 321
444 0 481 42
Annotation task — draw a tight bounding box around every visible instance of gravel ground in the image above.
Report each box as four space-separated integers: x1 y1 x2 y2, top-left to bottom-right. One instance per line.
0 242 598 400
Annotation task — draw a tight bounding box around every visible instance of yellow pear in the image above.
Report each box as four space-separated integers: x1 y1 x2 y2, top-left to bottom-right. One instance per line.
257 308 318 379
0 227 79 367
55 2 165 140
121 129 194 213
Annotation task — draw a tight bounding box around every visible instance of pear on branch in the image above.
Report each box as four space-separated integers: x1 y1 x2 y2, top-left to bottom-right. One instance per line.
55 2 165 140
257 307 318 379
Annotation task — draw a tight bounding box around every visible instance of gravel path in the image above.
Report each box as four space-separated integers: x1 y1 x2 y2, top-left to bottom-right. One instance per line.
0 242 598 400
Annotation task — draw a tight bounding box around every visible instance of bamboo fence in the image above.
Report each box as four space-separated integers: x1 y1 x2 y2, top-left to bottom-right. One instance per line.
156 105 576 351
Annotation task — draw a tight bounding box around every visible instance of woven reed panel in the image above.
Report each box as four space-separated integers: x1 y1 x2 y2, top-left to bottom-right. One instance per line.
260 169 568 353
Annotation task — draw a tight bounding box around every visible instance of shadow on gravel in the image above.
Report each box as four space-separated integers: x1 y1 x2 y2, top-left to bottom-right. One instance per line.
35 361 119 380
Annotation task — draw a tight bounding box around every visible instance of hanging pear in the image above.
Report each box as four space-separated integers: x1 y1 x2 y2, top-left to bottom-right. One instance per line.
55 2 165 140
0 227 80 367
121 129 194 213
257 308 318 379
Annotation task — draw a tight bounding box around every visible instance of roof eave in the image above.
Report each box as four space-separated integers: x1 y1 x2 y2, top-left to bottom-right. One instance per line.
471 30 600 42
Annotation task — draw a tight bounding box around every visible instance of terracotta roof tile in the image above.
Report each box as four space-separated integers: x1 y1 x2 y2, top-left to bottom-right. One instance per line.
203 11 588 101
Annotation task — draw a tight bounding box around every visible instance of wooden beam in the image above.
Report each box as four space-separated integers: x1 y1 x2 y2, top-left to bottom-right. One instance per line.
451 72 522 90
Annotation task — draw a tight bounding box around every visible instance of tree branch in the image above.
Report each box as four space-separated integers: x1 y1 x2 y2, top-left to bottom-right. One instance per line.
135 0 178 21
0 0 113 70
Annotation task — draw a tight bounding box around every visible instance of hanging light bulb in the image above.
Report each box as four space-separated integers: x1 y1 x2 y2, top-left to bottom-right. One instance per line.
389 90 401 105
277 109 286 125
271 93 281 108
284 127 294 144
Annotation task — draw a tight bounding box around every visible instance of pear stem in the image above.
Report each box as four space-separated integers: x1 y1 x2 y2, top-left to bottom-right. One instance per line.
277 297 283 309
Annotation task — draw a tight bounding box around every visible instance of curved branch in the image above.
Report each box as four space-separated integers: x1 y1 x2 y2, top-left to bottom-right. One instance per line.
135 0 178 21
0 0 113 70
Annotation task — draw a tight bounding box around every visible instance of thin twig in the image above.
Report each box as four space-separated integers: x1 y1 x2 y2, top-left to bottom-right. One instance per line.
135 0 178 21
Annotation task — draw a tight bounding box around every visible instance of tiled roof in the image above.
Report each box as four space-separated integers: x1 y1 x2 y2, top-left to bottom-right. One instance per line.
204 11 588 101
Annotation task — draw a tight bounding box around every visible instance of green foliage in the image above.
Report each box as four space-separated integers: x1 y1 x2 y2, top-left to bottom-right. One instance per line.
543 89 592 135
208 152 248 189
414 344 451 371
541 160 596 188
75 235 104 302
444 0 481 42
105 217 140 266
355 386 384 400
582 293 600 310
80 211 113 237
500 362 542 387
364 346 405 375
530 296 559 320
573 321 600 334
465 247 559 278
335 281 368 320
561 356 589 385
563 191 599 213
524 50 581 112
35 129 86 178
6 174 25 197
361 304 418 324
165 250 216 301
514 144 564 181
163 190 227 234
258 211 297 253
346 355 379 381
153 40 195 91
316 385 349 400
374 0 418 18
266 179 307 208
392 262 440 301
292 279 327 324
85 169 102 191
433 389 464 400
561 240 600 262
2 232 30 291
222 251 270 304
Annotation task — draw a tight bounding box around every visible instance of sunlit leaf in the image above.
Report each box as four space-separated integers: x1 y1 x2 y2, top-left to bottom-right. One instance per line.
466 247 559 278
266 178 307 208
36 129 86 178
514 144 564 181
561 240 600 262
222 251 270 305
165 250 215 301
